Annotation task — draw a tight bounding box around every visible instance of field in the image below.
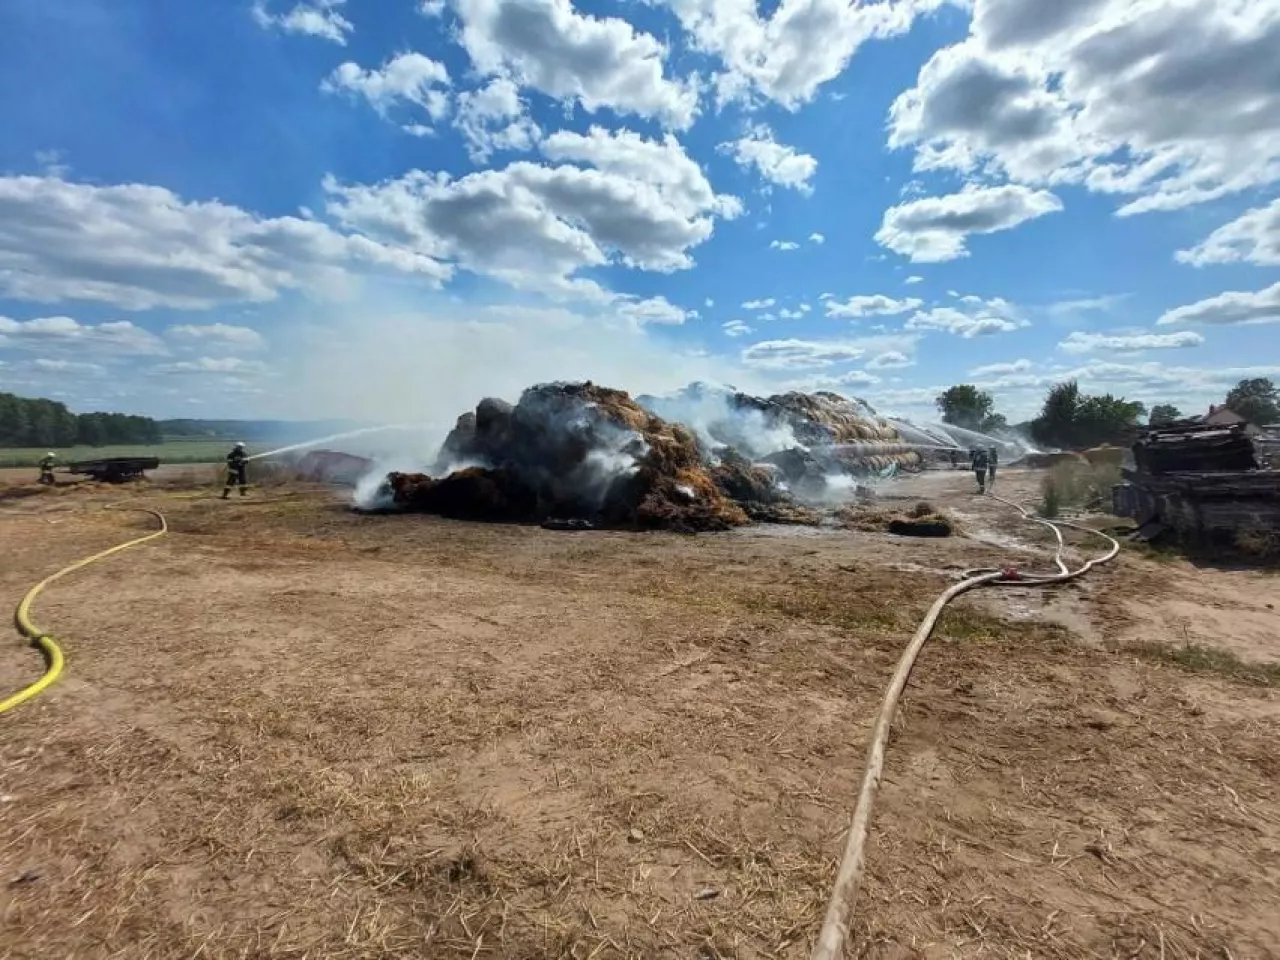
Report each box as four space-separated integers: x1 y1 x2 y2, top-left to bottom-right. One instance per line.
0 440 237 469
1 468 1278 959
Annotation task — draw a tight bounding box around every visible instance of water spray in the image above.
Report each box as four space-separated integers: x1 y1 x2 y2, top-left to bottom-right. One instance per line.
248 424 416 461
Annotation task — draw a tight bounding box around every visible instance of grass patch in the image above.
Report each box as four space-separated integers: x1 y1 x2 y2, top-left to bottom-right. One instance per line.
1123 641 1280 686
1039 460 1122 517
0 440 235 468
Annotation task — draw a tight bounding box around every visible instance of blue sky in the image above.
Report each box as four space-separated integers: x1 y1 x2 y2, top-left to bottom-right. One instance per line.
1 0 1277 426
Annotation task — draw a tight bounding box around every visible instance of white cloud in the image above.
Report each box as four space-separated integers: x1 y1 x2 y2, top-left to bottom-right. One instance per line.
453 0 698 128
876 184 1063 261
969 358 1032 377
741 337 868 370
1043 294 1128 316
722 319 753 337
324 129 741 297
166 323 268 350
453 77 541 161
1177 198 1280 267
719 125 818 194
322 53 451 126
418 0 445 15
1156 281 1280 327
0 175 450 310
0 315 167 355
32 358 105 374
905 296 1028 338
663 0 952 109
704 297 714 307
809 232 825 244
866 350 913 370
778 307 805 319
769 240 800 251
824 294 922 318
157 357 271 375
904 275 923 284
742 298 775 310
616 295 688 325
1058 330 1205 354
251 0 352 44
887 0 1280 215
789 369 882 391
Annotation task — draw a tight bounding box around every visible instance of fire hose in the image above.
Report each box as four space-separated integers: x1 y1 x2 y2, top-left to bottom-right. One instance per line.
810 494 1121 960
0 507 167 716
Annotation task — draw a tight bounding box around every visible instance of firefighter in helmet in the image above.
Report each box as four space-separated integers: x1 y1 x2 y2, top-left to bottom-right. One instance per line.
38 452 57 485
222 442 249 499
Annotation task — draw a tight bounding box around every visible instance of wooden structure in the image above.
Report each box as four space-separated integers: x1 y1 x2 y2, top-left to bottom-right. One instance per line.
66 456 160 483
1113 422 1278 552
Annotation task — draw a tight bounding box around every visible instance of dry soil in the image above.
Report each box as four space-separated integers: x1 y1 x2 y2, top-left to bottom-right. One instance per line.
1 468 1277 959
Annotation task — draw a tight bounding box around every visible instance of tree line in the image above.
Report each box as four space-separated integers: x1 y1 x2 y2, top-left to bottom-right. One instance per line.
0 392 162 448
935 377 1279 450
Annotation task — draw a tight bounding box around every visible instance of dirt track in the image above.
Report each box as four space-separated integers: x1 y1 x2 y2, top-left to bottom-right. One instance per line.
2 469 1278 958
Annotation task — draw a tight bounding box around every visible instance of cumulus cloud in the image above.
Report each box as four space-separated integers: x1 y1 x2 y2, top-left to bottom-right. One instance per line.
876 184 1063 261
1156 281 1280 327
722 319 753 337
741 338 868 370
742 298 775 310
252 0 353 44
418 0 445 14
1043 294 1128 317
1058 330 1204 354
0 315 167 355
719 125 818 194
866 350 913 369
322 53 451 127
324 127 742 297
615 295 688 325
166 323 268 349
887 0 1280 215
0 175 450 310
453 0 698 128
1177 198 1280 267
810 232 825 244
769 240 800 251
905 296 1027 338
32 358 106 374
969 358 1032 376
453 77 541 161
662 0 953 109
157 357 272 375
904 275 923 284
824 294 922 318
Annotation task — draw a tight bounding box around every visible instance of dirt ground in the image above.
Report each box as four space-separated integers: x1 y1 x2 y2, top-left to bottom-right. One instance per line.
2 467 1277 959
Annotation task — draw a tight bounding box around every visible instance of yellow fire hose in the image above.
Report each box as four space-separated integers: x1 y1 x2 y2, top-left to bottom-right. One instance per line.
0 507 167 716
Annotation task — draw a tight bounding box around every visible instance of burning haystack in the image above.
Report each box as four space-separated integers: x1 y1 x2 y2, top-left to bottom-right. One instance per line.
381 382 753 532
637 383 922 495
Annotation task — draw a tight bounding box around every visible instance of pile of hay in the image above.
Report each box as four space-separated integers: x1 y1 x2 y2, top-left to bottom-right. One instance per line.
836 501 960 538
384 382 753 532
639 383 923 482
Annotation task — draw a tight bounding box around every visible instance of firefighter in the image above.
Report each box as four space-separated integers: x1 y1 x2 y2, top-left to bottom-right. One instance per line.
970 446 989 493
987 445 999 488
38 452 57 485
222 442 249 499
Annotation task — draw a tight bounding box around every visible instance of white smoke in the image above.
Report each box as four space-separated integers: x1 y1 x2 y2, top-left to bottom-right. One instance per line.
636 382 804 461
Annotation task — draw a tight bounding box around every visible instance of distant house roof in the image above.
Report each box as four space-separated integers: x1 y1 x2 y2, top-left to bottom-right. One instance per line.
1202 405 1260 435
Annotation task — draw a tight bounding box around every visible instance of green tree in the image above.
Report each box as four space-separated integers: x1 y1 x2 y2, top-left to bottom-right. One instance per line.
1148 404 1182 427
935 385 995 431
1030 380 1144 448
1224 377 1280 426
